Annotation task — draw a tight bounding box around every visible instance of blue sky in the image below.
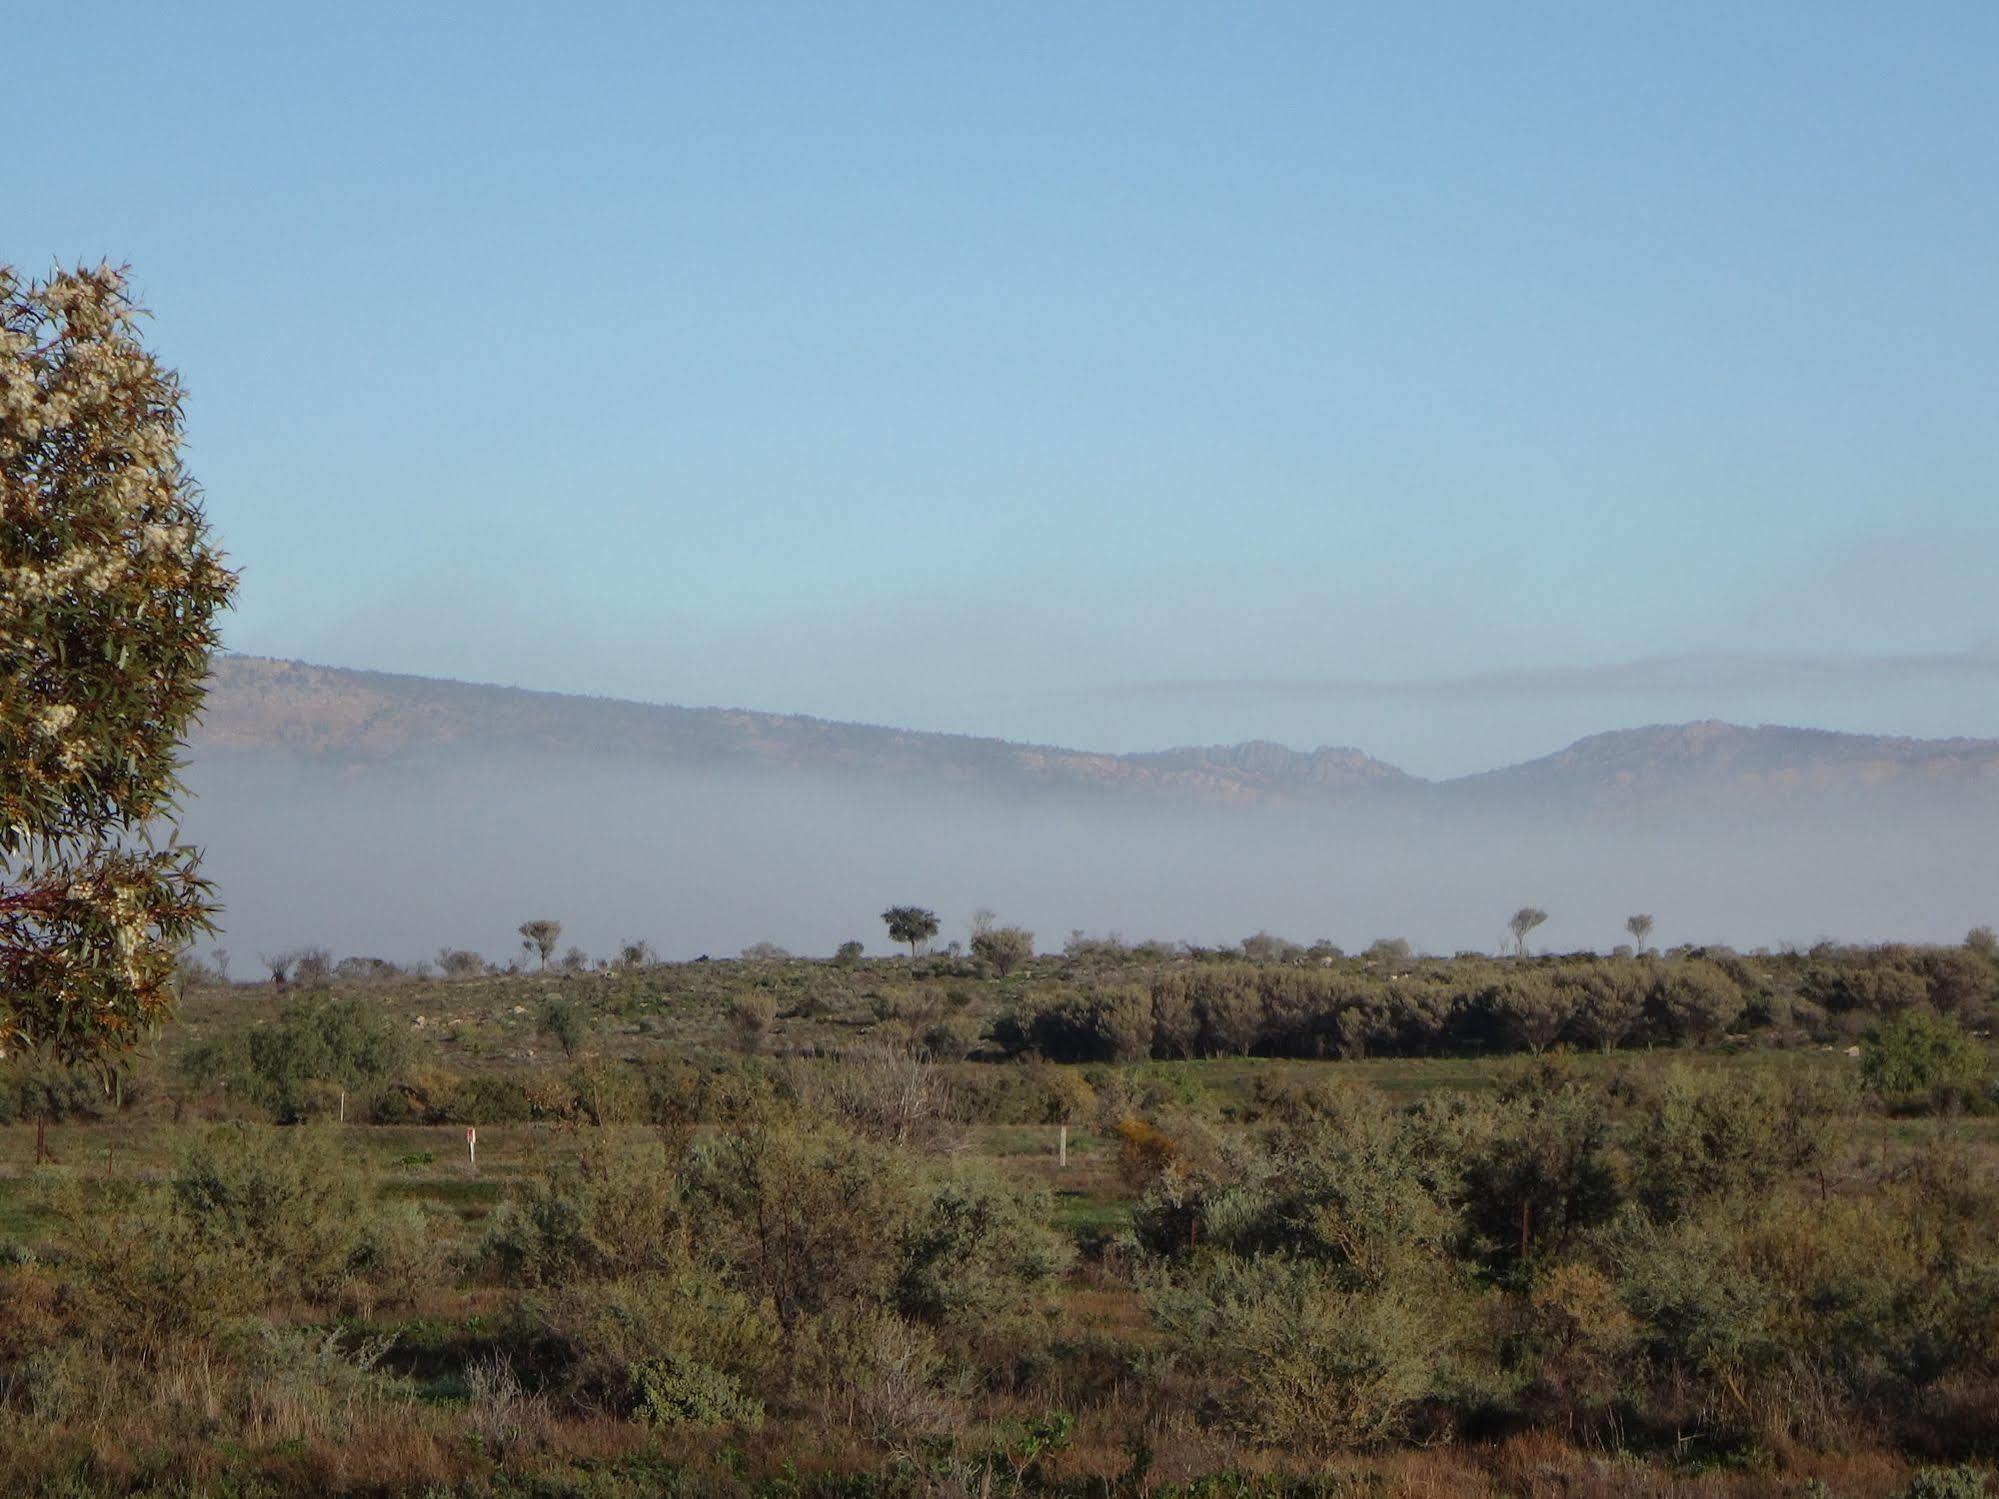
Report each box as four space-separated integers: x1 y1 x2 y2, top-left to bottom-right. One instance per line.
14 3 1998 776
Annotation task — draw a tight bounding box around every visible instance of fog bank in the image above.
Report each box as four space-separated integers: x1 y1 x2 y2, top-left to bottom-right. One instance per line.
179 752 1999 967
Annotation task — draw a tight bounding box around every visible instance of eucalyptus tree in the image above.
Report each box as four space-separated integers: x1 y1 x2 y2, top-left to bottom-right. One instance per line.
881 905 940 957
1507 906 1549 958
1 264 236 1071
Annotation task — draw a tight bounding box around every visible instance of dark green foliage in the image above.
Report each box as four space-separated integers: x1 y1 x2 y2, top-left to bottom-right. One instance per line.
1017 956 1749 1062
1563 961 1648 1053
1646 958 1744 1044
0 1060 114 1125
881 905 941 956
1863 1009 1991 1112
897 1171 1071 1328
1020 986 1152 1063
183 994 412 1121
1799 943 1997 1026
1481 974 1573 1054
1455 1066 1621 1268
537 995 589 1058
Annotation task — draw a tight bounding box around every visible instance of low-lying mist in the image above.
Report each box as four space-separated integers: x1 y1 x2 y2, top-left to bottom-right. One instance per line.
179 751 1999 967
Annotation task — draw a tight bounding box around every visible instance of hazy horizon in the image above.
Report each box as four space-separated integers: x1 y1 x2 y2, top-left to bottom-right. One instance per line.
177 740 1999 962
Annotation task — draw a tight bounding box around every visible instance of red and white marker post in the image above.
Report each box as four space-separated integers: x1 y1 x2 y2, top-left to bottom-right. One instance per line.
466 1125 478 1174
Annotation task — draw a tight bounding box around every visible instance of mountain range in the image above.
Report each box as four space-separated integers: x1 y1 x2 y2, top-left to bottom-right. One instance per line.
194 656 1999 815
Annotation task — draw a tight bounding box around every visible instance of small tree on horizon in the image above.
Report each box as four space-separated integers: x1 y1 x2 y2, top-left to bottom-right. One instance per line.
518 919 562 970
882 906 940 957
1625 913 1655 953
436 947 485 979
972 923 1035 977
1508 907 1550 957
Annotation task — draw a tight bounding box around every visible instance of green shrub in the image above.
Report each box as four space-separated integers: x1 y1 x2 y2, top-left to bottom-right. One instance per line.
453 1073 535 1123
564 1058 648 1124
1863 1009 1991 1112
1609 1205 1778 1428
1456 1070 1621 1268
165 1124 391 1302
682 1114 917 1337
796 1307 953 1442
1900 1468 1990 1499
897 1171 1071 1329
225 1323 400 1443
1646 959 1744 1045
1192 971 1264 1056
1147 1254 1438 1451
482 1135 683 1285
971 925 1035 977
182 996 412 1122
728 992 776 1055
0 1062 113 1125
1627 1066 1788 1220
55 1124 437 1353
537 997 589 1058
1224 1084 1458 1285
632 1350 764 1428
533 1267 775 1421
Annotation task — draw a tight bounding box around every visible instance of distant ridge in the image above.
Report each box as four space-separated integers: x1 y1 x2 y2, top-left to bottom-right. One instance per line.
1445 718 1999 810
194 655 1999 812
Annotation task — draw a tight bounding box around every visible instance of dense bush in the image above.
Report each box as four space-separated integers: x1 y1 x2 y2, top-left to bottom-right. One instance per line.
182 995 412 1121
1863 1009 1992 1113
1148 1255 1440 1451
481 1135 684 1285
970 924 1035 977
897 1171 1071 1328
0 1062 115 1125
38 1125 443 1356
1120 1064 1999 1457
1002 942 1997 1066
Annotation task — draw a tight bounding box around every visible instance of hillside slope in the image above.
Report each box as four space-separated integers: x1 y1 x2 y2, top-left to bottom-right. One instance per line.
194 655 1999 812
